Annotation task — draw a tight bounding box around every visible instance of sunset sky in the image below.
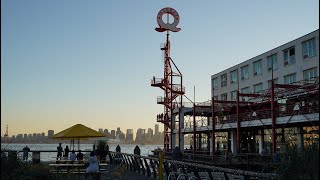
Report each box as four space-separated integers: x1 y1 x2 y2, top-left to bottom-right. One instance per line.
1 0 319 136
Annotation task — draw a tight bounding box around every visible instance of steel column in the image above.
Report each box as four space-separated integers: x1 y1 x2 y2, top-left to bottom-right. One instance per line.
271 79 276 154
236 90 240 153
211 96 215 160
193 104 196 156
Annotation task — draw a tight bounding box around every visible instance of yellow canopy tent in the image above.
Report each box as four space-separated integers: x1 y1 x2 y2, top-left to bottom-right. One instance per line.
51 124 106 150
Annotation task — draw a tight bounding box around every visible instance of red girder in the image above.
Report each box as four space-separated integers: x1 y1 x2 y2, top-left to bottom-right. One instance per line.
274 84 307 89
238 93 261 97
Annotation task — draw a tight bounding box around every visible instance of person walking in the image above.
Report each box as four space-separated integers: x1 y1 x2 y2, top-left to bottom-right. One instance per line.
22 146 30 161
57 143 63 160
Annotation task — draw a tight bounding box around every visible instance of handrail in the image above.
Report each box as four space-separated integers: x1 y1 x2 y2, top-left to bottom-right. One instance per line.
108 151 278 179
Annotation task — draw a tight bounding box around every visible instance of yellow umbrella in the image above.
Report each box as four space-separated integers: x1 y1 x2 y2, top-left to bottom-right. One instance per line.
51 124 106 150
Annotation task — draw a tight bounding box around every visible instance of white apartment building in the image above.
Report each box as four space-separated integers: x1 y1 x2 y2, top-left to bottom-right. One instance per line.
211 29 319 100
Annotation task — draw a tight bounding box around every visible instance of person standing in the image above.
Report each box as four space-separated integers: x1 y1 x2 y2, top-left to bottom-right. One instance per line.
116 145 121 153
77 150 84 161
64 146 70 159
57 143 63 160
70 150 76 161
22 146 30 161
134 145 140 155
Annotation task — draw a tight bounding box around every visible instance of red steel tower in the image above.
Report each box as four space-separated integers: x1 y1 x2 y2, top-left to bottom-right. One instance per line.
151 7 184 152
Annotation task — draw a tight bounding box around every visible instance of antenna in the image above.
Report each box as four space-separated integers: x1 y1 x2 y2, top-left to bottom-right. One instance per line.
4 125 9 142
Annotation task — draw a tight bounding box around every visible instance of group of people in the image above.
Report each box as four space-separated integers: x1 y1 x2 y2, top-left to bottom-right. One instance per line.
56 143 83 161
56 143 102 174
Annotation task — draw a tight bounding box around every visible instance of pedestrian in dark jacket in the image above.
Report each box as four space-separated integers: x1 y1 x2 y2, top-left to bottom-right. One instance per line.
23 146 30 161
116 145 121 153
134 145 141 155
64 146 70 159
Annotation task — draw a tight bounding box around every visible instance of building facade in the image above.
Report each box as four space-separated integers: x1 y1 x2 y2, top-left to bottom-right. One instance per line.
211 30 319 100
171 30 319 155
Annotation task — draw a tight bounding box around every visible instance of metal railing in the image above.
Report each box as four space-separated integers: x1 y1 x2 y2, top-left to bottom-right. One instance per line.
108 151 278 179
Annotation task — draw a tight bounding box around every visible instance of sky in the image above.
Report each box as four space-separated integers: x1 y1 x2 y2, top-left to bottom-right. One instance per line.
1 0 319 136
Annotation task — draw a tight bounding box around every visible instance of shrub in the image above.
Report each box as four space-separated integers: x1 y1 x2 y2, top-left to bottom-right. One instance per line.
277 144 319 180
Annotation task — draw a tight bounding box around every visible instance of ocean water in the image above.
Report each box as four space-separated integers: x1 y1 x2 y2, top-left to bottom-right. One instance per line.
1 143 169 162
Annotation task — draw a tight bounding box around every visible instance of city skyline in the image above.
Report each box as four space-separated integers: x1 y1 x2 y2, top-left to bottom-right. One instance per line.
1 124 193 145
1 0 319 135
1 124 163 140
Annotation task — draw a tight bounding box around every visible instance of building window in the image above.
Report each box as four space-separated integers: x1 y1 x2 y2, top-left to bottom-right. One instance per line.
253 60 262 76
241 65 249 80
284 73 296 84
241 87 250 93
267 78 278 89
302 38 316 59
283 47 295 65
267 54 278 71
230 90 237 101
253 83 263 93
213 96 218 100
241 87 250 101
230 70 238 83
221 93 227 100
303 67 318 82
212 78 218 90
221 74 227 87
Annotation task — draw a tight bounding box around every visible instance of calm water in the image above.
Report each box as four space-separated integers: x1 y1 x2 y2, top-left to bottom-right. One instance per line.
1 143 172 162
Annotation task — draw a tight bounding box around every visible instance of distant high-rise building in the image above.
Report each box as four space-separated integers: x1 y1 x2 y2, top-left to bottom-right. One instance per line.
16 134 23 142
37 133 41 142
24 134 28 140
28 134 32 141
135 129 145 144
33 133 37 141
155 124 159 135
111 130 116 139
11 135 16 142
48 130 54 137
147 128 153 142
103 129 108 135
41 132 45 140
116 127 121 137
120 132 125 141
99 128 103 133
126 129 133 143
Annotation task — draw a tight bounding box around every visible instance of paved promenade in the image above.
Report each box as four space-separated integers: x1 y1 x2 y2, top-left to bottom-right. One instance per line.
98 164 154 180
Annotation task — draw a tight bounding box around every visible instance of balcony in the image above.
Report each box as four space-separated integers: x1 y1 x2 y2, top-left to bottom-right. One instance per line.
157 96 165 104
150 77 163 87
171 85 185 95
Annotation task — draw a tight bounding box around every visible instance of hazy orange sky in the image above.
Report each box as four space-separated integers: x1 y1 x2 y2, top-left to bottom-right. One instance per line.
1 0 319 136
